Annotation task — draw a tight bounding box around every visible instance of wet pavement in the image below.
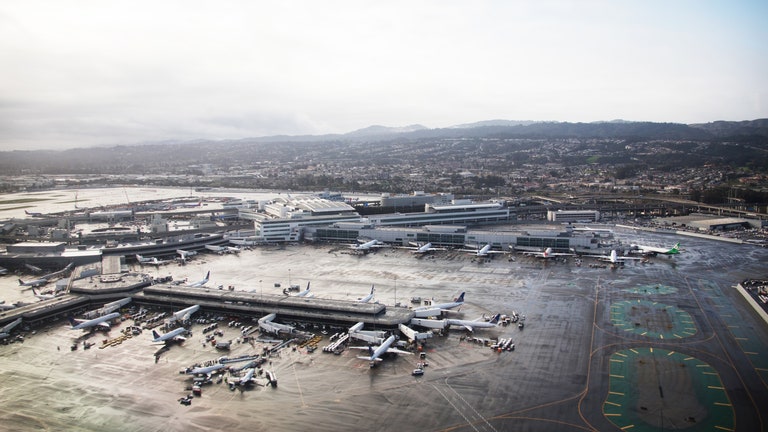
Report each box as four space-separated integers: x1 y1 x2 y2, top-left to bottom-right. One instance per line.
1 227 767 432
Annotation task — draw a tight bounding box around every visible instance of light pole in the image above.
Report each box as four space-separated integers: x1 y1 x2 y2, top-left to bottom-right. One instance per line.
259 279 263 301
394 276 397 307
288 268 291 287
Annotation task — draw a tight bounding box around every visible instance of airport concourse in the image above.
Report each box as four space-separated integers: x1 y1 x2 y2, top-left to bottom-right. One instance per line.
1 223 767 432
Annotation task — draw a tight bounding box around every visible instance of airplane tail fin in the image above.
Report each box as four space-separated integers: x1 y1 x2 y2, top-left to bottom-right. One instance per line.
490 314 501 324
205 271 210 280
671 243 680 252
455 292 465 303
18 279 25 286
371 285 375 294
152 330 161 341
67 316 78 327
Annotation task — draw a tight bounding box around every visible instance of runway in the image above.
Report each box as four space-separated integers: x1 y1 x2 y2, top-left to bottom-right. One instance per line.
1 228 767 431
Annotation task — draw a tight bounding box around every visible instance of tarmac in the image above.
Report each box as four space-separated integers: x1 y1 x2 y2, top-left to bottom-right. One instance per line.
1 227 768 432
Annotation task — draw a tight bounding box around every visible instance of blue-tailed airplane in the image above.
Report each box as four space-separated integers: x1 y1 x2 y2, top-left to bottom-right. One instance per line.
357 285 375 303
293 281 313 298
186 272 210 288
151 327 188 343
412 292 465 318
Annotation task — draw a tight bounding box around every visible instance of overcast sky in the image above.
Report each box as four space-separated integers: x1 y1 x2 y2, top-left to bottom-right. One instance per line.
1 1 766 151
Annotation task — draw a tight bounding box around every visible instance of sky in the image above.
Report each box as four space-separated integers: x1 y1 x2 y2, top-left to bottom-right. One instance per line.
1 1 767 151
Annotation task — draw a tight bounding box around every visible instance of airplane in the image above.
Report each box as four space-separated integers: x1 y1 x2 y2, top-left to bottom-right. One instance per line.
24 263 44 273
151 327 188 343
293 281 313 298
82 297 132 320
518 247 576 259
412 292 465 318
348 239 387 253
68 312 120 331
411 314 502 332
350 335 411 368
0 301 18 311
204 245 236 255
186 272 210 288
169 305 200 323
18 277 49 288
24 210 44 217
31 288 60 300
258 313 297 335
0 318 22 340
18 263 74 287
357 285 375 303
186 363 226 376
584 249 643 265
348 322 387 344
629 242 681 256
230 367 257 388
461 243 509 258
405 242 445 255
176 249 198 261
135 254 172 266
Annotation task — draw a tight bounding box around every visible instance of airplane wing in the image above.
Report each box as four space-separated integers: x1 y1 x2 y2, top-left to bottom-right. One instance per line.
386 347 412 355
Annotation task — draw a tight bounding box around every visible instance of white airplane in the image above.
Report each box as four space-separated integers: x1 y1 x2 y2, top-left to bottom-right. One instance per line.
82 297 132 320
186 363 226 376
293 281 313 298
406 242 446 255
230 367 257 388
257 313 296 335
31 288 60 300
350 335 411 368
629 242 681 256
186 271 210 288
0 318 22 340
518 247 576 259
169 305 200 323
151 327 188 343
68 312 120 331
24 210 44 217
584 250 643 265
461 243 508 258
348 322 386 344
135 254 172 266
204 245 231 255
357 285 375 303
412 292 465 318
411 313 502 332
348 239 387 253
176 249 198 261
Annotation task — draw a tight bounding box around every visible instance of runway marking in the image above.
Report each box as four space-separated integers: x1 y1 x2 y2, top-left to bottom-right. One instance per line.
605 413 621 417
609 359 623 363
666 350 675 356
608 391 624 396
292 364 308 408
714 426 734 431
620 424 635 430
609 374 624 379
714 402 732 407
604 401 621 407
744 351 759 355
708 385 724 390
